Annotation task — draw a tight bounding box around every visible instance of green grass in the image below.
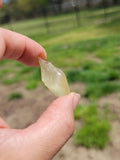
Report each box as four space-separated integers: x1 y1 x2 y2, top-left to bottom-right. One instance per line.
0 6 120 98
2 76 20 85
67 69 119 83
75 120 111 149
1 64 41 85
8 92 23 100
85 82 120 99
67 68 120 99
19 66 34 74
74 105 111 149
74 105 98 121
0 59 7 66
26 80 39 90
0 68 15 79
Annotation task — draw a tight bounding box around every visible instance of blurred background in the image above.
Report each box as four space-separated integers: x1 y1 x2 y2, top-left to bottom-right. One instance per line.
0 0 120 159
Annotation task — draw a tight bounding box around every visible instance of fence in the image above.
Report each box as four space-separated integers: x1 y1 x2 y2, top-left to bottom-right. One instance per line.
0 1 120 37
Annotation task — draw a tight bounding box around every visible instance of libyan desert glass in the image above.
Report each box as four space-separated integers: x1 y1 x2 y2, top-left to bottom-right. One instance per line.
39 58 70 97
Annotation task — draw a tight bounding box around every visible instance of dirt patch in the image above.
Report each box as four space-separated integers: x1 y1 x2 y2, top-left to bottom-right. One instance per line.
99 92 120 118
0 82 55 128
86 55 102 63
70 82 89 106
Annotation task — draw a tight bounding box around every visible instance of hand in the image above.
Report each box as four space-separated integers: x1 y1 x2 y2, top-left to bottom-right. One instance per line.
0 0 2 7
0 28 80 160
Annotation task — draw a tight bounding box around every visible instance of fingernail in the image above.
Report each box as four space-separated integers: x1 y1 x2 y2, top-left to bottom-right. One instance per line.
71 92 80 110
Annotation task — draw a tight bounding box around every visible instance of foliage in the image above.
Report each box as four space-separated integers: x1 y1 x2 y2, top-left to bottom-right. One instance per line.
82 60 98 70
9 92 23 100
75 120 111 149
19 66 34 74
85 82 120 99
26 80 39 90
30 67 41 80
2 76 20 85
74 105 98 121
74 105 111 149
1 0 120 22
67 69 119 83
0 59 6 66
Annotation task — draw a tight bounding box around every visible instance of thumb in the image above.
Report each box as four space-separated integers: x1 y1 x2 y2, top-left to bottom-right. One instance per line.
23 92 80 160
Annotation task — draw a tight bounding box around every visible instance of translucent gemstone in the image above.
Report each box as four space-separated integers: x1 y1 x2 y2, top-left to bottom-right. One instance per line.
39 58 70 97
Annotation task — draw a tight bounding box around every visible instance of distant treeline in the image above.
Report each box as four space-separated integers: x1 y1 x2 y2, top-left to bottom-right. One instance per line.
0 0 120 24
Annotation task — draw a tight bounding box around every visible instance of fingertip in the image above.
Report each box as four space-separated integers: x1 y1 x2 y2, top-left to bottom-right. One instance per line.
18 38 47 67
49 92 80 113
69 92 80 111
36 47 47 66
41 47 47 60
0 28 47 67
0 0 3 8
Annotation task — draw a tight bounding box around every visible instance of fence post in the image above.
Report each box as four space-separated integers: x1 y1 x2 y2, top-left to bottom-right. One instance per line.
44 16 49 34
71 0 80 27
102 0 107 22
42 7 50 34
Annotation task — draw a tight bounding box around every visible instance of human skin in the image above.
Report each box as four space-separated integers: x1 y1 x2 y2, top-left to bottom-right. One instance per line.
0 0 2 7
0 1 80 159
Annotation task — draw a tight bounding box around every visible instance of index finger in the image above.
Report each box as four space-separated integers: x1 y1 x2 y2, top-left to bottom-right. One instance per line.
0 28 47 66
0 0 2 8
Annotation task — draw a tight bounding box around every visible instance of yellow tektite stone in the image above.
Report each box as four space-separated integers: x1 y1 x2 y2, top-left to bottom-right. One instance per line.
39 58 70 97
